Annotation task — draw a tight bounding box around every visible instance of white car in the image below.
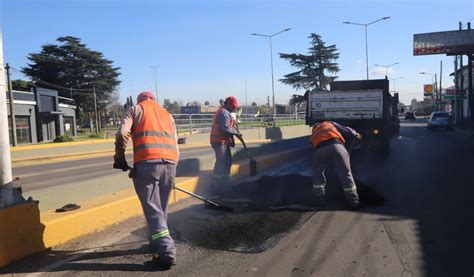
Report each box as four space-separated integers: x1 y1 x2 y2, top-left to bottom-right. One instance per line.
427 112 453 130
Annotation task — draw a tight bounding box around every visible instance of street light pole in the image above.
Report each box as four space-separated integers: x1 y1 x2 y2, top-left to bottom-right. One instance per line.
389 76 403 93
375 62 399 78
151 65 159 103
251 28 291 119
343 16 391 80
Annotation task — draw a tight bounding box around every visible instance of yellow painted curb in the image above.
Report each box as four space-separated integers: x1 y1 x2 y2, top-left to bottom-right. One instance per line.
0 201 46 267
11 139 116 152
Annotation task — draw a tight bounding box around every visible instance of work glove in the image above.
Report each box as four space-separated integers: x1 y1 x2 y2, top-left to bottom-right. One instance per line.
113 156 130 171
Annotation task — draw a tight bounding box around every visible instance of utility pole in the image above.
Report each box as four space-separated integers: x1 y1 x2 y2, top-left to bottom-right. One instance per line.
434 73 438 111
469 22 474 121
151 65 159 103
440 60 443 111
454 53 458 120
267 96 270 115
5 63 16 146
0 29 14 208
245 81 248 115
93 86 99 134
460 22 465 119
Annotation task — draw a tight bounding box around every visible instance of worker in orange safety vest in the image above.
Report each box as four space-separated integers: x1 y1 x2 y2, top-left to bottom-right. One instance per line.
209 96 242 193
310 121 362 209
114 91 179 269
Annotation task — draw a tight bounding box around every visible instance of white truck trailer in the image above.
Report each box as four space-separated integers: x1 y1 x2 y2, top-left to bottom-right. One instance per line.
305 79 399 155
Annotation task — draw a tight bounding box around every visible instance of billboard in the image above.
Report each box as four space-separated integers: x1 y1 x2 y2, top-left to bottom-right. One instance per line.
424 84 433 96
413 30 474 55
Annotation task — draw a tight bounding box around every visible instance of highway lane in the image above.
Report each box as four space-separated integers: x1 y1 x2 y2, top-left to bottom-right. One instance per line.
13 143 262 193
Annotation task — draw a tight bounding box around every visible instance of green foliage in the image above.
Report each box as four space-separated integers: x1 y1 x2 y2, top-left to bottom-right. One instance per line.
251 102 257 107
289 94 305 106
279 33 340 91
12 79 34 91
88 134 101 138
163 99 181 114
53 134 74 143
22 36 121 115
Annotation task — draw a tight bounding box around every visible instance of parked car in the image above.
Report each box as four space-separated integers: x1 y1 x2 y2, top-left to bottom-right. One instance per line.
427 112 453 130
405 111 416 120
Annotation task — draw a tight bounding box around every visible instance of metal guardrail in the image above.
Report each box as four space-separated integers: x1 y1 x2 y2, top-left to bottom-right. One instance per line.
172 113 306 135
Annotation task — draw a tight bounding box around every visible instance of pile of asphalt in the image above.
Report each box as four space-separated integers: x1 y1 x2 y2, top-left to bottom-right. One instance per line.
170 209 310 253
170 174 384 252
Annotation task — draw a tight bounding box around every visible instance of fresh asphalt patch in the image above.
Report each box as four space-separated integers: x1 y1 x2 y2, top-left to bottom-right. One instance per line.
169 174 385 254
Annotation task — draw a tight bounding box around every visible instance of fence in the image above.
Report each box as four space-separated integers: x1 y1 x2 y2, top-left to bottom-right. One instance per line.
172 113 306 135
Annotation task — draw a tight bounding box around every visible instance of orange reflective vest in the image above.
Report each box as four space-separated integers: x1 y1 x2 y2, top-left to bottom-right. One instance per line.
210 107 234 143
310 121 345 149
132 100 179 164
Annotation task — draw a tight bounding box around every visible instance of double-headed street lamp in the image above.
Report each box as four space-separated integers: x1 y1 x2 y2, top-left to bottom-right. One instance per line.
343 16 391 80
151 65 159 103
375 62 399 78
389 76 403 93
251 28 291 119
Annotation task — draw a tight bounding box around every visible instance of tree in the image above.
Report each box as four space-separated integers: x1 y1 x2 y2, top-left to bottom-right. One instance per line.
12 79 34 91
22 36 121 116
251 102 257 107
289 94 305 106
106 91 124 126
204 101 210 106
259 105 269 115
279 33 340 91
219 99 225 106
163 99 181 114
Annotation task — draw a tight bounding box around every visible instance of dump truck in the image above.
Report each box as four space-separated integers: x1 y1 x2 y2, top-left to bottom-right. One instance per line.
305 78 399 155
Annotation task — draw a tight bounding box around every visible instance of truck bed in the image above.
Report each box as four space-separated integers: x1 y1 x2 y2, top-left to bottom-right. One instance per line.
307 89 384 122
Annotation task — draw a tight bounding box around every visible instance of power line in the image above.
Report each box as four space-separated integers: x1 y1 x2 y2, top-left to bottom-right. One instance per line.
10 66 95 94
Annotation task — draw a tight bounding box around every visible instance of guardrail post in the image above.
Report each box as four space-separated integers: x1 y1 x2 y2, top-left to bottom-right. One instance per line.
188 114 193 135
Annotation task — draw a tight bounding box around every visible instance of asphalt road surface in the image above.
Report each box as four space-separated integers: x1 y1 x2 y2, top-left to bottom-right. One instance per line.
4 120 474 276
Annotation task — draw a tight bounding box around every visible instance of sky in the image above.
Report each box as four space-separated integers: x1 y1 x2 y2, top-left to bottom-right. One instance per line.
1 0 473 106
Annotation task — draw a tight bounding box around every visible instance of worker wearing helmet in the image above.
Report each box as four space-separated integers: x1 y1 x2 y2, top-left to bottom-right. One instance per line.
114 91 179 269
310 121 362 209
209 96 242 192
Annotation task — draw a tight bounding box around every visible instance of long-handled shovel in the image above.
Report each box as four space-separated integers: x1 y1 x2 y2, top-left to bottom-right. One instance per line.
174 186 234 212
234 125 257 176
128 167 234 212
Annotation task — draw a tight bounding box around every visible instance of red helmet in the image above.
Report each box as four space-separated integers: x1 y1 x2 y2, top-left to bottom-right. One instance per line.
137 91 156 103
225 96 238 108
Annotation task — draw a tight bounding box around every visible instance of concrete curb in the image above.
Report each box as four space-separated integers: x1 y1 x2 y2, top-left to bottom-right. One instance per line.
0 146 308 267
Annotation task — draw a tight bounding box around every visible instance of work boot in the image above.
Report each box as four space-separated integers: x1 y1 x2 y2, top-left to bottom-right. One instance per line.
152 255 176 269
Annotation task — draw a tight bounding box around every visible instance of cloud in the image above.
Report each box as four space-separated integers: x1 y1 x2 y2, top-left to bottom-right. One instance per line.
372 67 394 77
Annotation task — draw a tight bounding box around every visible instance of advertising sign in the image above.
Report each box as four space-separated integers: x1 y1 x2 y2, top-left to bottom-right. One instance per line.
424 84 433 96
414 30 474 55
